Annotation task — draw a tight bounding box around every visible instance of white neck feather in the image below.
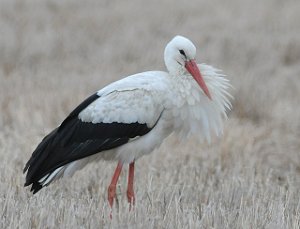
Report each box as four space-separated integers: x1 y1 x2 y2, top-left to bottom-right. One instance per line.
169 63 232 143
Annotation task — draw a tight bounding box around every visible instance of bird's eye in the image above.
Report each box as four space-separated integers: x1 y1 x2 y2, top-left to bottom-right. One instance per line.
179 49 186 57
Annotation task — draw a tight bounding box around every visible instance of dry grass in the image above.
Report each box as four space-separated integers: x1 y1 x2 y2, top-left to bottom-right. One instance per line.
1 0 300 228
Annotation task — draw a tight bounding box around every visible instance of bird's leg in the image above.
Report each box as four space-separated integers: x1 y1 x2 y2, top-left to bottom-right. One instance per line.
108 162 123 208
127 161 135 209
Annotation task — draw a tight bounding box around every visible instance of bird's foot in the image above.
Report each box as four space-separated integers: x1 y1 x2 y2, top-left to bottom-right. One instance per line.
107 162 123 219
127 189 135 211
108 184 116 208
108 184 117 219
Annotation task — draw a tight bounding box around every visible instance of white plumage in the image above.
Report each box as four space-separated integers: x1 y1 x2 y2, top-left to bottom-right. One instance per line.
76 64 231 166
24 35 232 207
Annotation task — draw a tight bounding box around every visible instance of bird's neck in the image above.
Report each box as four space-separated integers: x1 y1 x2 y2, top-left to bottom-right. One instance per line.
166 64 232 144
169 72 195 95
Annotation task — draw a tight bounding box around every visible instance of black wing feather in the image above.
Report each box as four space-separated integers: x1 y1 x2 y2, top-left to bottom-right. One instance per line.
23 93 100 174
24 92 156 193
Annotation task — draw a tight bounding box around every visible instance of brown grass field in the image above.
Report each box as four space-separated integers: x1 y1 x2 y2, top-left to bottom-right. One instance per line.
1 0 300 228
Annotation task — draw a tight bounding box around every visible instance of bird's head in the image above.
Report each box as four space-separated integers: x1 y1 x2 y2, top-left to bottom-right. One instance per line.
164 35 212 100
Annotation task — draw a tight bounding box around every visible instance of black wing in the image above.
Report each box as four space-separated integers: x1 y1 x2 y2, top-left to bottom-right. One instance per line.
24 92 155 193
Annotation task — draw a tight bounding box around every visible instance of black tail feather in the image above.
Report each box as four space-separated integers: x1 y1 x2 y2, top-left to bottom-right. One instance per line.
30 182 43 194
24 128 58 189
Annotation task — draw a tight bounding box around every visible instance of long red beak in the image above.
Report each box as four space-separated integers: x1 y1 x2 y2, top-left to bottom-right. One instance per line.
185 59 212 100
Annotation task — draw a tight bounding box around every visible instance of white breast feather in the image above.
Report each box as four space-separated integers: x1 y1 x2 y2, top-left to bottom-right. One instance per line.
170 63 232 143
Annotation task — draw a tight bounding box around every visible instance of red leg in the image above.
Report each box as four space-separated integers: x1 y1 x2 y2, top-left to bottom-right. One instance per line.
108 162 123 208
127 161 135 207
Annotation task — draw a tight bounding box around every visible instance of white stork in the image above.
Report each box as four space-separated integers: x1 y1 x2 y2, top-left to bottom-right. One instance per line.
24 35 232 208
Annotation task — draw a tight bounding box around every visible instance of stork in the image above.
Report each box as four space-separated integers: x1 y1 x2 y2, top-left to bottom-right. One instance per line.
23 35 232 208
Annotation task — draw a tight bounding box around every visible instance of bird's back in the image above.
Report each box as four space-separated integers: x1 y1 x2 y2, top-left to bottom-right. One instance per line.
23 71 172 193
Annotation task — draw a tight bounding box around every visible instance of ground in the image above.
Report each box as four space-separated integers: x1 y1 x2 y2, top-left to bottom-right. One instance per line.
0 0 300 228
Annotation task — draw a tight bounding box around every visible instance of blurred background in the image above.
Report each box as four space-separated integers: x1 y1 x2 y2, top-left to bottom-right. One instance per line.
0 0 299 228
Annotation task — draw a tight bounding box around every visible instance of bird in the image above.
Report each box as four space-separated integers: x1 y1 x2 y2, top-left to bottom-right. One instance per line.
23 35 232 208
